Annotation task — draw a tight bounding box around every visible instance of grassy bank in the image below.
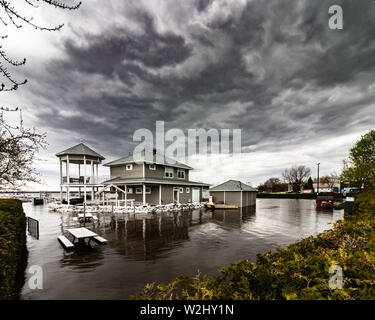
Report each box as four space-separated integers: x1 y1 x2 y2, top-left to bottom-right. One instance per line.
0 199 28 300
134 191 375 300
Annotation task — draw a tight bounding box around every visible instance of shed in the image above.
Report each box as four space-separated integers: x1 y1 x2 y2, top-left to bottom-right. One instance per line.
209 180 257 208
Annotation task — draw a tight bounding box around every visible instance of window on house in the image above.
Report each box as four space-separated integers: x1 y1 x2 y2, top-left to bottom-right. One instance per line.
149 164 156 170
179 187 184 193
186 187 190 193
136 187 151 194
127 188 133 194
177 169 185 179
126 164 133 171
164 167 174 178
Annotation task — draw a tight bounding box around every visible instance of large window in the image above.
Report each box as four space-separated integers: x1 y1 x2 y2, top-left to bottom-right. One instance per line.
164 167 174 178
177 169 185 179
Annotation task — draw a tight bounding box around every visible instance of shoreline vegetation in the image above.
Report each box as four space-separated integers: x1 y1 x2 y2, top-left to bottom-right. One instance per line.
134 191 375 300
256 193 344 200
0 200 28 300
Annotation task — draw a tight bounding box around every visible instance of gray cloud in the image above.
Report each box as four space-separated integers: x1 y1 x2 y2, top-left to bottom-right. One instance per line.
3 0 375 188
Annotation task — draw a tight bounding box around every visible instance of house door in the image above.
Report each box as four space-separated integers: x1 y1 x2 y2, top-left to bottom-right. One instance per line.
173 189 179 203
192 188 200 203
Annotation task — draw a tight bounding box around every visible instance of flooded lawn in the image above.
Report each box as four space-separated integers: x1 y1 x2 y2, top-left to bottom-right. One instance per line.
21 199 343 299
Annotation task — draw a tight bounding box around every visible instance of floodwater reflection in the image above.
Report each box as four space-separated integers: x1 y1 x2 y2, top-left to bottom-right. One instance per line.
21 199 343 299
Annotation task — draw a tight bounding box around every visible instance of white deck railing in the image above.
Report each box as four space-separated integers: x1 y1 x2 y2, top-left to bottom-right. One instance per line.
61 176 109 185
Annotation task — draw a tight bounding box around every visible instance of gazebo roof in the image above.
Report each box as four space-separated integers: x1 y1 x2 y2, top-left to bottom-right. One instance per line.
56 143 105 160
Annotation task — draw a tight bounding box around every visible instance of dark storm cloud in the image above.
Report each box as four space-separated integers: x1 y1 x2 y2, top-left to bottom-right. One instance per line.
30 0 375 160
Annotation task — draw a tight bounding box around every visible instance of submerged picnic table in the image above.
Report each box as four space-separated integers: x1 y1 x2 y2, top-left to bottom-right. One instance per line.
67 227 98 245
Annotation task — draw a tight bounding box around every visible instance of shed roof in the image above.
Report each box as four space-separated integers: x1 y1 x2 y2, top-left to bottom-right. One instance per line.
210 180 257 192
104 150 193 170
56 143 105 160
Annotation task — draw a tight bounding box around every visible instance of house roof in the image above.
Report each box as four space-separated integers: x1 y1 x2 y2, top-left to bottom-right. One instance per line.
103 177 210 187
210 180 257 192
56 143 105 160
104 150 193 170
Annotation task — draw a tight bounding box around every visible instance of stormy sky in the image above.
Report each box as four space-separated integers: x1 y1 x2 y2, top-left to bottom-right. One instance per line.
2 0 375 190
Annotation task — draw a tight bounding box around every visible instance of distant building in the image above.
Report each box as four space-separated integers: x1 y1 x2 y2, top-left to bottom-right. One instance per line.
209 180 257 208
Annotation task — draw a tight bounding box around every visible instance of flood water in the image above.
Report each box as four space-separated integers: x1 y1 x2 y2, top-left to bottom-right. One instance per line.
21 199 343 300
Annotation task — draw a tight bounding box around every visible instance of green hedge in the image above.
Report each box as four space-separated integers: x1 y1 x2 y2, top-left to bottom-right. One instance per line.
0 199 28 300
134 191 375 300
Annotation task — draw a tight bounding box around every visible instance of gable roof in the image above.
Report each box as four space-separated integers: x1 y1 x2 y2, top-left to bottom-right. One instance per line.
210 180 257 192
56 143 105 160
104 150 193 170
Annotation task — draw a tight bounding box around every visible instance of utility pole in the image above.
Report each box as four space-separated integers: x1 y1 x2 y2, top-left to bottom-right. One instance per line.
316 163 320 195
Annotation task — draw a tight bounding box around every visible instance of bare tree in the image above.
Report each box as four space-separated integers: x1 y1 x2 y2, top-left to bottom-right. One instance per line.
0 0 81 189
0 108 47 190
318 173 339 188
1 0 81 91
282 165 311 193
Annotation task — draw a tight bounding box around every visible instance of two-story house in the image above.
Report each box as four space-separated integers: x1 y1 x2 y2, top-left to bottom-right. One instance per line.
103 150 210 205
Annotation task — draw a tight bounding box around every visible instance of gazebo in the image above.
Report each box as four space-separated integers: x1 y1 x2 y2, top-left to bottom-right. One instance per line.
56 143 106 204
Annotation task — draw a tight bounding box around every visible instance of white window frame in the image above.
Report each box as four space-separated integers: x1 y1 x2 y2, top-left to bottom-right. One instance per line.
164 167 174 178
177 169 185 179
149 164 156 170
126 164 133 171
179 187 184 194
127 188 133 194
136 187 142 194
186 187 190 193
145 187 151 194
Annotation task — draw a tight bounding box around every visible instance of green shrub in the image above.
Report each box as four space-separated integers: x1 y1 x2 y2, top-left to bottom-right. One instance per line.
0 199 28 300
134 190 375 300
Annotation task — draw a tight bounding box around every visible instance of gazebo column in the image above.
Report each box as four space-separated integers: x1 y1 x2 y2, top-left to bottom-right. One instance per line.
83 155 87 203
91 160 94 201
142 183 146 206
66 155 70 205
59 159 63 201
78 163 81 198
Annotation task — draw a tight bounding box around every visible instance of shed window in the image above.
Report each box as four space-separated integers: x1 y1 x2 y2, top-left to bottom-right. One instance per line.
127 188 133 194
126 164 133 171
179 187 184 193
149 164 156 170
186 187 190 193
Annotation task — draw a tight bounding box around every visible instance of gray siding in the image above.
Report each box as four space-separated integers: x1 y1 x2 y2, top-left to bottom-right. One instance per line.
110 163 143 179
210 190 256 207
115 183 204 205
110 163 190 181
